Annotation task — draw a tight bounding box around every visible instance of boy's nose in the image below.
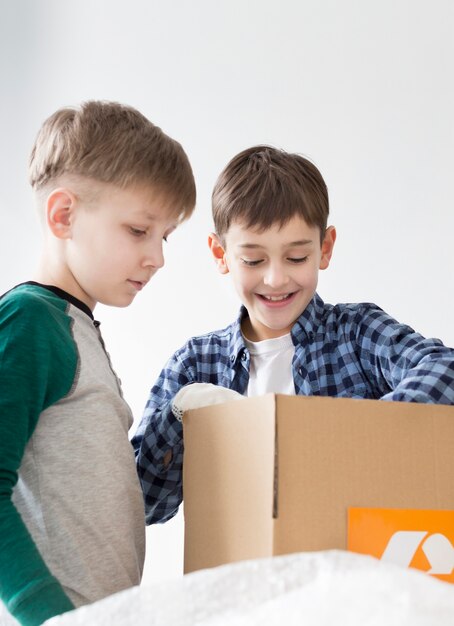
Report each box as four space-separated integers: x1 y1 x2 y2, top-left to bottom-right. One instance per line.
143 242 165 269
263 263 289 289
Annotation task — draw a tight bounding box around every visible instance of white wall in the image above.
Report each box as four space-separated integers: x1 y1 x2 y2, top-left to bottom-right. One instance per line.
1 0 453 584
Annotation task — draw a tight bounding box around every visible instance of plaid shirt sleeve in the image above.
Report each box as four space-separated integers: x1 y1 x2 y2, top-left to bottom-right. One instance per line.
353 305 454 404
132 348 195 524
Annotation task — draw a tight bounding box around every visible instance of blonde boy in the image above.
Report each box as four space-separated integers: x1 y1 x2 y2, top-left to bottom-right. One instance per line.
0 101 195 625
133 145 454 525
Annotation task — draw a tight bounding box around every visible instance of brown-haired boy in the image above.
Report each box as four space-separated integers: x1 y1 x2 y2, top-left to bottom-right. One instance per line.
133 144 454 526
0 101 196 626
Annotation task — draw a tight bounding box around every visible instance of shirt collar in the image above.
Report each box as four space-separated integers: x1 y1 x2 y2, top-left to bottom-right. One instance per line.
230 293 324 363
291 292 325 344
230 306 248 364
20 281 94 320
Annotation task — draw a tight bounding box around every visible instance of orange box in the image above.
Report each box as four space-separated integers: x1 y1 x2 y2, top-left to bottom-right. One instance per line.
183 395 454 575
348 508 454 582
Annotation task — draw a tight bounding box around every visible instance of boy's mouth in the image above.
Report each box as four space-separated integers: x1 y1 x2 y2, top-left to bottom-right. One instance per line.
258 292 295 303
128 280 147 291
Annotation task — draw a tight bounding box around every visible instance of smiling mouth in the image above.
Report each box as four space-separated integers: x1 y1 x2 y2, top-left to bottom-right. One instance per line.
259 293 294 302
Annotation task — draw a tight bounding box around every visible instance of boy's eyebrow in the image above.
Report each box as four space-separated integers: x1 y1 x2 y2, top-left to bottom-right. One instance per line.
238 239 313 249
287 239 313 246
129 210 157 221
137 211 166 222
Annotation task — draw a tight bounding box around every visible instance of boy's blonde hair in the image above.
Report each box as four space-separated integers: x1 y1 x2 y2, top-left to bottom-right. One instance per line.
29 100 196 221
212 145 329 243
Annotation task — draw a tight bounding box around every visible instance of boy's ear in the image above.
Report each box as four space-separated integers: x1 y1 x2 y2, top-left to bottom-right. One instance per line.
46 188 77 239
208 232 229 275
319 225 336 270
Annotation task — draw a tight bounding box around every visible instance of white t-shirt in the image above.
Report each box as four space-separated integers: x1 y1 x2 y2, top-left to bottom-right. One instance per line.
243 333 295 397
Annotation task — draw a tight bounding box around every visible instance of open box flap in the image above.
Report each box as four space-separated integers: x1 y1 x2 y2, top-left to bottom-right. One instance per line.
183 394 277 573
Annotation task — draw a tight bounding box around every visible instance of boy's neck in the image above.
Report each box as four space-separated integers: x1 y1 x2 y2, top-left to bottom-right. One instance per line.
34 256 96 311
241 316 293 343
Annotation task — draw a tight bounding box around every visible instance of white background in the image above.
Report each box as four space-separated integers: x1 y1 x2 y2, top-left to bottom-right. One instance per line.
1 0 453 585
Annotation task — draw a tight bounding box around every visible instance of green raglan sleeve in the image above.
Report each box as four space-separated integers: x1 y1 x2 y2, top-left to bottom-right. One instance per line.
0 290 76 626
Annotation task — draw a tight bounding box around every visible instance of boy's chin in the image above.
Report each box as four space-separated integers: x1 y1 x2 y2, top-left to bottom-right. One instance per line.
97 295 137 309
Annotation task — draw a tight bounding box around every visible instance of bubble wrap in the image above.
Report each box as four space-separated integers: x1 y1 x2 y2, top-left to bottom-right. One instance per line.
38 550 454 626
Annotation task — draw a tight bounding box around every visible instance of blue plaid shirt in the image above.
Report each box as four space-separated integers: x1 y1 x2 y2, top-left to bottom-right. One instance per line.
132 293 454 524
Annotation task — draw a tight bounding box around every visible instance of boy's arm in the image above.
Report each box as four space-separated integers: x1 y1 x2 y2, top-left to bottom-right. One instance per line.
132 346 244 525
132 349 194 524
0 296 75 626
354 305 454 403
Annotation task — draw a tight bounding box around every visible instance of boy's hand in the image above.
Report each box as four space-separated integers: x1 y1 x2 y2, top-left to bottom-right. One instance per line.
163 384 243 469
171 383 243 421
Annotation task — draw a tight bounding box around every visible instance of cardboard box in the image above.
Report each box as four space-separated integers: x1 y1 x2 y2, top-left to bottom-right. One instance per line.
182 394 454 576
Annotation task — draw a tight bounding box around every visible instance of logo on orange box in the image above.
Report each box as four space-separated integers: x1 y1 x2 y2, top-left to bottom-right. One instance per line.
348 508 454 583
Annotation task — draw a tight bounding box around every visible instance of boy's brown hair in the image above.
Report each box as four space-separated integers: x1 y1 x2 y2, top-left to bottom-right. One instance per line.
212 145 329 243
29 100 196 221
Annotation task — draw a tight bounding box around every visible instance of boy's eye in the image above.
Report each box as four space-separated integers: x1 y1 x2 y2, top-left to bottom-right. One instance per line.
241 258 263 267
129 227 147 237
288 256 308 264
